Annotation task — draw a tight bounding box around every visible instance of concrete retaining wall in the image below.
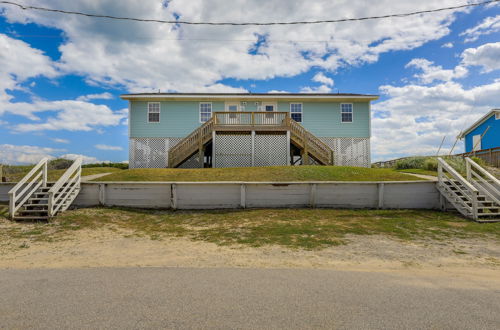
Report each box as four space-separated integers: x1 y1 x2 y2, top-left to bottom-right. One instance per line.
0 181 441 210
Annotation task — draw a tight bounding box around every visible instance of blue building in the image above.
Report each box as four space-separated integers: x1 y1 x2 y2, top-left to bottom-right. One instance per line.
459 109 500 153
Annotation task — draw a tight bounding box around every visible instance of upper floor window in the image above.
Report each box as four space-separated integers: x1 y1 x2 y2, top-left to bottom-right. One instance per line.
200 102 212 123
290 103 303 123
341 103 353 123
148 102 160 123
496 112 500 120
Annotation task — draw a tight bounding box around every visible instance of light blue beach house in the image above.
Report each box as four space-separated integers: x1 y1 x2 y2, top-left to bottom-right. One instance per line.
459 109 500 153
120 93 379 168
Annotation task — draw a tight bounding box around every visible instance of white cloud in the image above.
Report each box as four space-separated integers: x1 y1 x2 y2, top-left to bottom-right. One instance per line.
372 79 500 160
405 58 467 84
0 34 58 110
461 42 500 72
0 0 470 92
51 138 70 144
95 144 123 151
441 42 453 48
60 153 108 164
9 102 127 132
267 90 290 93
300 85 332 93
460 15 500 42
76 92 114 101
0 144 63 165
312 72 334 87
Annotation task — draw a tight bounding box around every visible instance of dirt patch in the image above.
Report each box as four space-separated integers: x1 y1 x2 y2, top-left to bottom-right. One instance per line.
1 227 498 276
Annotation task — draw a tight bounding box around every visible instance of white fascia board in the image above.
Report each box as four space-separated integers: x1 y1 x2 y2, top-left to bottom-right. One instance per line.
121 94 379 101
458 109 499 139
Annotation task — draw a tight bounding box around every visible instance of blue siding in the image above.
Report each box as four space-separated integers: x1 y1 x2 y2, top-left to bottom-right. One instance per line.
130 99 371 138
465 114 500 152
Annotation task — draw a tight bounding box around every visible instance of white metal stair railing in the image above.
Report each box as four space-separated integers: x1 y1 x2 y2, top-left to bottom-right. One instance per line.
48 157 82 217
465 157 500 222
8 157 49 219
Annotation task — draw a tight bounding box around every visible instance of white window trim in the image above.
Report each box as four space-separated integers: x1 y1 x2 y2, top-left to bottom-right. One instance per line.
147 102 160 123
290 102 303 123
495 112 500 120
224 101 240 112
340 103 353 123
261 101 277 112
199 102 213 123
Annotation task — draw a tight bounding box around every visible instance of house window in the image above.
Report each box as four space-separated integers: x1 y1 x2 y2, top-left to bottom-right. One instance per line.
200 102 212 123
496 112 500 120
290 103 302 123
341 103 353 123
148 102 160 123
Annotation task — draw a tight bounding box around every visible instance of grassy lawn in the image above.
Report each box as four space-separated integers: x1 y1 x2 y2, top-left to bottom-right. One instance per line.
1 206 498 250
397 168 438 177
93 166 424 182
5 167 123 182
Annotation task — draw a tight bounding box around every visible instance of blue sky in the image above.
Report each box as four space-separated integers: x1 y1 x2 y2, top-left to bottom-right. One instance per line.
0 1 499 164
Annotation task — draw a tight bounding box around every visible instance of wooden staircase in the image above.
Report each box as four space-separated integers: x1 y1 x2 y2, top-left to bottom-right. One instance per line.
8 157 82 221
437 157 499 222
168 112 334 168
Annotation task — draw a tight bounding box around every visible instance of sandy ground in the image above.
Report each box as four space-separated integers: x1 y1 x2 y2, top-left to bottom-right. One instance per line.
1 228 499 282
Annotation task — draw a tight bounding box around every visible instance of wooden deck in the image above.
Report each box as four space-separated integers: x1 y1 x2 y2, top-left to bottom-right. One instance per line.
168 112 333 168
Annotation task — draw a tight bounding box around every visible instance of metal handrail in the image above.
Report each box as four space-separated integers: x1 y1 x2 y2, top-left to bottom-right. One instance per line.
8 157 48 219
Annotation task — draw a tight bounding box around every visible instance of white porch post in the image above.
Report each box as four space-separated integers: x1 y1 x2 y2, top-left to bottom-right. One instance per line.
251 131 256 167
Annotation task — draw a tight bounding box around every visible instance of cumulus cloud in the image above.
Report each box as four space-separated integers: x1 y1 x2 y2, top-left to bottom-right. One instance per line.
405 58 468 84
312 72 334 87
76 92 114 101
0 144 63 165
60 153 108 164
461 42 500 72
441 42 453 48
460 15 500 42
372 79 500 160
0 34 58 108
300 85 332 93
9 102 126 132
51 138 70 144
95 144 123 151
0 0 469 92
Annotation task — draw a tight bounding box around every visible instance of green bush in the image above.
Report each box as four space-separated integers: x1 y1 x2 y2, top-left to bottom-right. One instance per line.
423 158 438 171
395 157 427 170
470 156 486 167
48 158 73 170
82 162 128 170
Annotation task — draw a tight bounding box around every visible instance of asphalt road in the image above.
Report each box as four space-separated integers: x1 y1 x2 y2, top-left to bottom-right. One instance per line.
0 267 498 329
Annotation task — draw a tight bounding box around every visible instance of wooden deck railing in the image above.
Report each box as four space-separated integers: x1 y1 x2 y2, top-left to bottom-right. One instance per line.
288 119 333 165
168 111 334 168
214 111 289 129
168 118 215 168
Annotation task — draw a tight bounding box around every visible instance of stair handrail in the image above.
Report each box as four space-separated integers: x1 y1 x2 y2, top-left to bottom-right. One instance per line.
169 118 214 167
47 157 82 216
8 157 48 219
465 157 500 205
438 157 479 219
288 119 333 164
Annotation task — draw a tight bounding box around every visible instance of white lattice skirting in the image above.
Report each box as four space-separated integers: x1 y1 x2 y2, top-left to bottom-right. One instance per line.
214 133 288 168
129 137 183 168
320 137 371 167
130 136 370 168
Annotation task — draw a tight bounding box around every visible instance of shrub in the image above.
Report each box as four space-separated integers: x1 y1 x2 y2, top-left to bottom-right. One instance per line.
48 158 73 170
470 156 486 167
82 162 128 170
395 157 427 170
423 158 438 171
